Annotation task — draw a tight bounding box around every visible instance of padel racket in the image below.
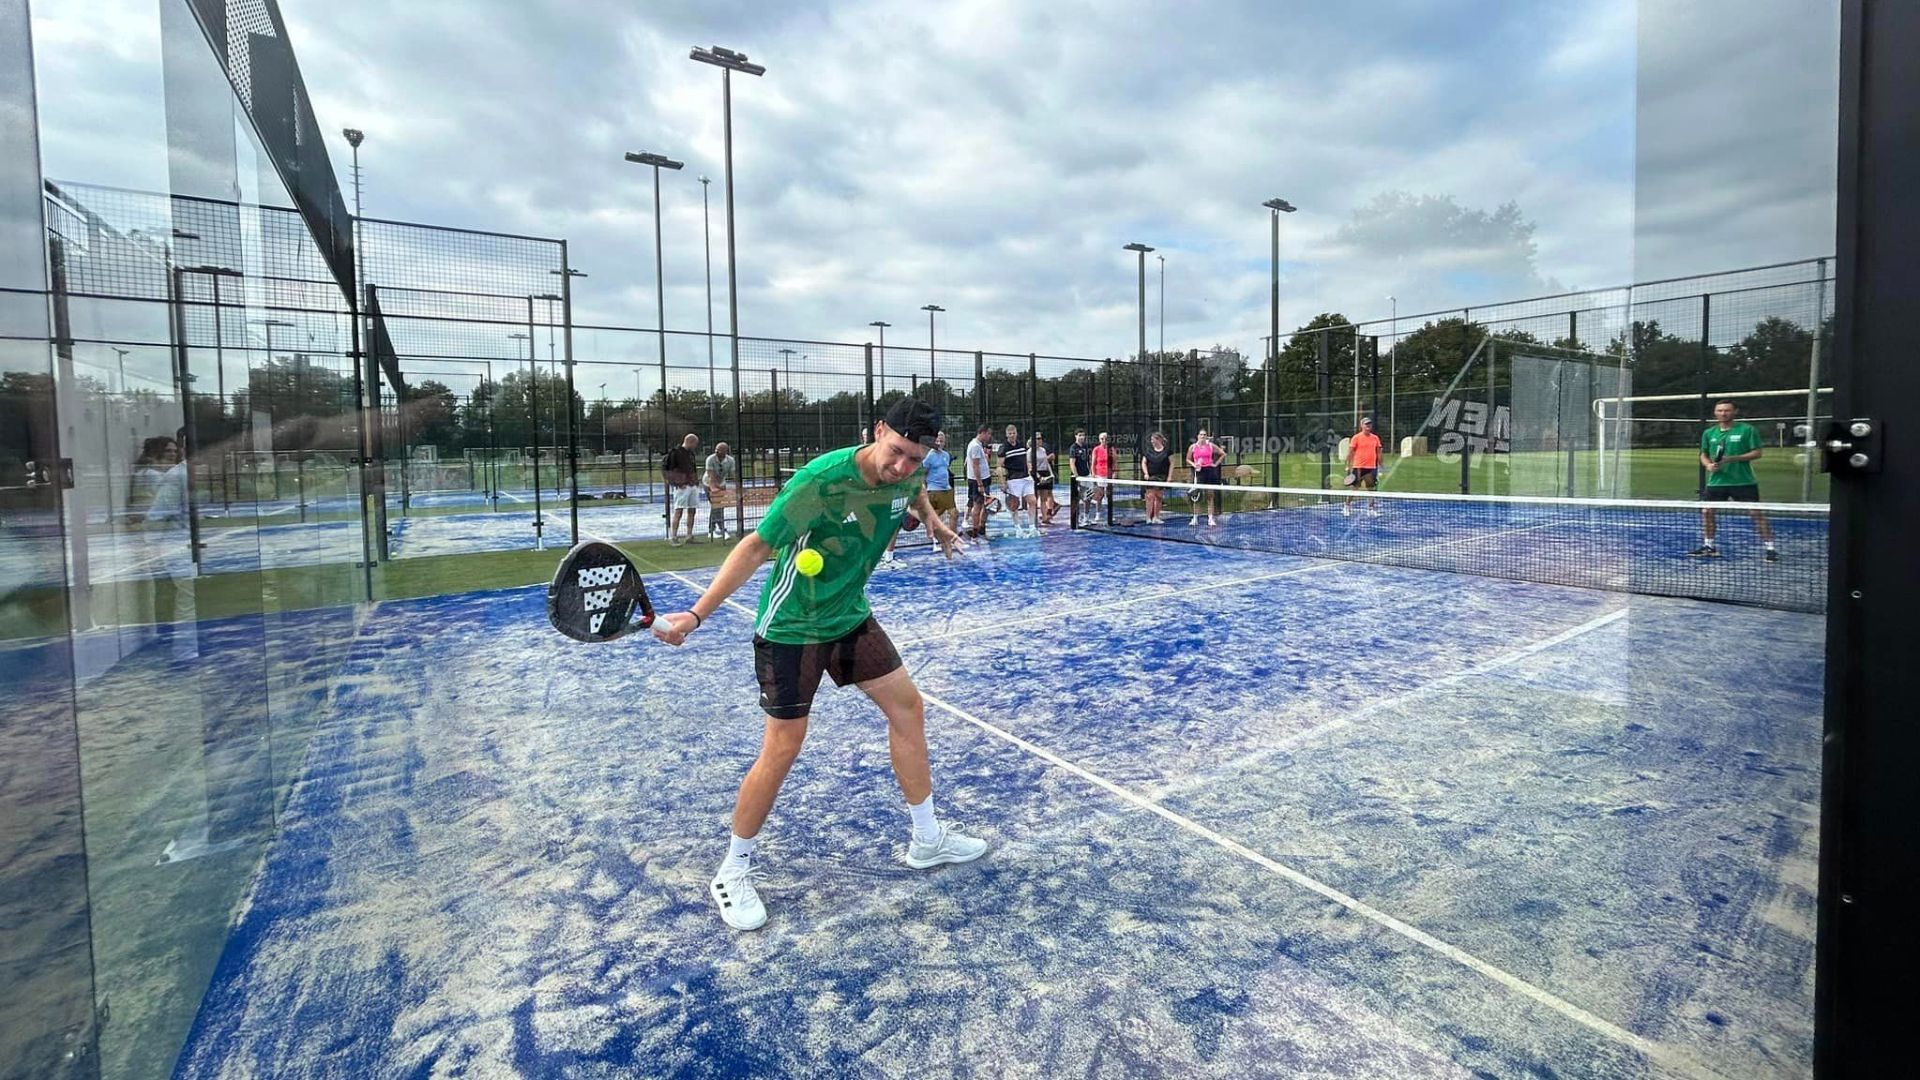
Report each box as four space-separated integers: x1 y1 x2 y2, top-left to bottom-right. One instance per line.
1342 468 1357 487
547 538 655 642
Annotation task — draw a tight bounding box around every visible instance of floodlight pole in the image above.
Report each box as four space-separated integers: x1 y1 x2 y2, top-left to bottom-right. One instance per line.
1156 255 1167 419
1262 198 1296 483
1387 295 1398 450
870 321 891 415
1125 244 1153 434
691 44 765 534
921 306 943 408
700 175 716 424
625 150 684 523
553 264 585 539
511 325 539 548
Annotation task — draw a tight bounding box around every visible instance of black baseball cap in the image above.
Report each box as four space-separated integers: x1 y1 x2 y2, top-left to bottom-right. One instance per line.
882 398 943 446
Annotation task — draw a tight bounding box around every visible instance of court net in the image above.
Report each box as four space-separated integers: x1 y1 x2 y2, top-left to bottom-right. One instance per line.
1071 477 1828 613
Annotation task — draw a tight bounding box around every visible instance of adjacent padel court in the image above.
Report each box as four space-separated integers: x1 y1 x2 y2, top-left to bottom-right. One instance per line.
171 516 1820 1079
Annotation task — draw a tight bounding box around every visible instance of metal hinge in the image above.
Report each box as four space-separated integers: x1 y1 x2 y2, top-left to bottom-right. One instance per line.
1821 418 1882 474
24 458 75 488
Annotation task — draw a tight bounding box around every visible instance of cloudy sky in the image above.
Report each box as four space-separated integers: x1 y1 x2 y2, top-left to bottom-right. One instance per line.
32 0 1840 362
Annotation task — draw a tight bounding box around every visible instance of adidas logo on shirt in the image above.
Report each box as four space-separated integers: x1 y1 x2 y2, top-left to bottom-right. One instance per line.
844 512 859 524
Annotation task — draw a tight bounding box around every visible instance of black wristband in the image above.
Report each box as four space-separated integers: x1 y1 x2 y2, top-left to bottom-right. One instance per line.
688 611 703 629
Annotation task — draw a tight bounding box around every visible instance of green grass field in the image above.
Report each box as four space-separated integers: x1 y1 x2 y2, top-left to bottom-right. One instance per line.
1199 447 1828 502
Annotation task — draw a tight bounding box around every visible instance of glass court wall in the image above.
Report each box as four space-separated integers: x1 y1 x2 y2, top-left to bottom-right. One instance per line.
1 1 365 1076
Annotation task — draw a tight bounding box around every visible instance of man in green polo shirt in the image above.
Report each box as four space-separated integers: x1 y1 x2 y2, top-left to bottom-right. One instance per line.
1690 400 1778 561
652 399 984 931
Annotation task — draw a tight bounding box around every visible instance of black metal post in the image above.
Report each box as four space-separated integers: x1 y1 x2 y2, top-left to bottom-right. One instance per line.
561 251 580 541
526 297 543 547
770 368 782 482
1697 293 1713 498
1028 353 1038 448
1317 332 1331 490
864 343 875 440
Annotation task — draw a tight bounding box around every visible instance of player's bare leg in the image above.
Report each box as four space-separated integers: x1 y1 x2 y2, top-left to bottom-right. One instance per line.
859 667 986 868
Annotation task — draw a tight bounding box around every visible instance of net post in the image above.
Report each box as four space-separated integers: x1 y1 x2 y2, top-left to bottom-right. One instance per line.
1460 443 1472 495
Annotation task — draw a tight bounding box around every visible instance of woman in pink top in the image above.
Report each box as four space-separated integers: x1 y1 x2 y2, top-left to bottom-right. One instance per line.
1091 432 1116 486
1187 428 1223 526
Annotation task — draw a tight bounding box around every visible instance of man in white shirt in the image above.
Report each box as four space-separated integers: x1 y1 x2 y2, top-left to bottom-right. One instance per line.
965 423 992 539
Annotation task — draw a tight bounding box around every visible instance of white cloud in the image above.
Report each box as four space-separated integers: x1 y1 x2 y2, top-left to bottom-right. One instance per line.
28 0 1838 371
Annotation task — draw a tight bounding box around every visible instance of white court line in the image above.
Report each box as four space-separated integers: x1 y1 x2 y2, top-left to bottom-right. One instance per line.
1156 607 1631 797
915 686 1723 1079
648 569 1714 1077
892 559 1345 648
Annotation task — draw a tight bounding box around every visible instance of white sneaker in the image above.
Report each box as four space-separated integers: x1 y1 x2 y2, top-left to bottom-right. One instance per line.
1208 517 1218 527
1342 504 1352 516
904 825 989 869
1368 506 1380 517
1190 516 1201 527
710 861 768 930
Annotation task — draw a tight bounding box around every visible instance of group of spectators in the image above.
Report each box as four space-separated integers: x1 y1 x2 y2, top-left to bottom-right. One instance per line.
659 433 741 546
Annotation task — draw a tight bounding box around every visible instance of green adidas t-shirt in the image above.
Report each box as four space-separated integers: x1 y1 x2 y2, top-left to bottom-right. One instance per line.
1701 422 1762 487
752 447 923 643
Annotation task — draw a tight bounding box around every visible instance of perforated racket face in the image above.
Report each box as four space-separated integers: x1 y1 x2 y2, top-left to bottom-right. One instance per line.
548 540 654 642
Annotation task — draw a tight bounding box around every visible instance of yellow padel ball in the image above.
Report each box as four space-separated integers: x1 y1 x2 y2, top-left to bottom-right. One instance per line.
795 548 824 577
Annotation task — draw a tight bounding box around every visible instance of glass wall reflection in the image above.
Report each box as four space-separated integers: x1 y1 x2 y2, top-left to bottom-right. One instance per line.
6 1 366 1076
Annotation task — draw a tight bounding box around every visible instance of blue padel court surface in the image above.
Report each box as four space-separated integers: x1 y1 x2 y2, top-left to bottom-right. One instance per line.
170 528 1821 1079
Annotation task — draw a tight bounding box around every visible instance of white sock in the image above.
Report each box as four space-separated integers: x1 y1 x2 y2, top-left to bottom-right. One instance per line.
908 795 940 843
722 832 755 871
1703 538 1716 547
1765 540 1777 550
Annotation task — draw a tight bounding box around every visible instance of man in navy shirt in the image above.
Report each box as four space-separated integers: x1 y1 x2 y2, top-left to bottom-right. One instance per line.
998 423 1036 537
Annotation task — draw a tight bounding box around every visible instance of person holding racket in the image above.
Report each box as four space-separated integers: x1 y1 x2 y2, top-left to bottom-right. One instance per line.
998 423 1037 537
965 423 993 539
1187 428 1222 526
1140 431 1172 523
703 441 739 540
652 398 982 931
1091 431 1116 506
1032 432 1059 526
1691 400 1778 561
1342 416 1382 517
1068 429 1098 512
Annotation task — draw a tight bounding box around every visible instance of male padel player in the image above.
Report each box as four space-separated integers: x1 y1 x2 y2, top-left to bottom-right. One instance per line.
1068 429 1098 512
999 423 1036 537
1343 417 1382 516
653 399 983 931
1690 400 1778 561
966 423 993 539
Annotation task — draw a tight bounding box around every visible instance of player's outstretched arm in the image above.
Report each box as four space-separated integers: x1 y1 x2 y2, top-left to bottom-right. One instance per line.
653 533 774 645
